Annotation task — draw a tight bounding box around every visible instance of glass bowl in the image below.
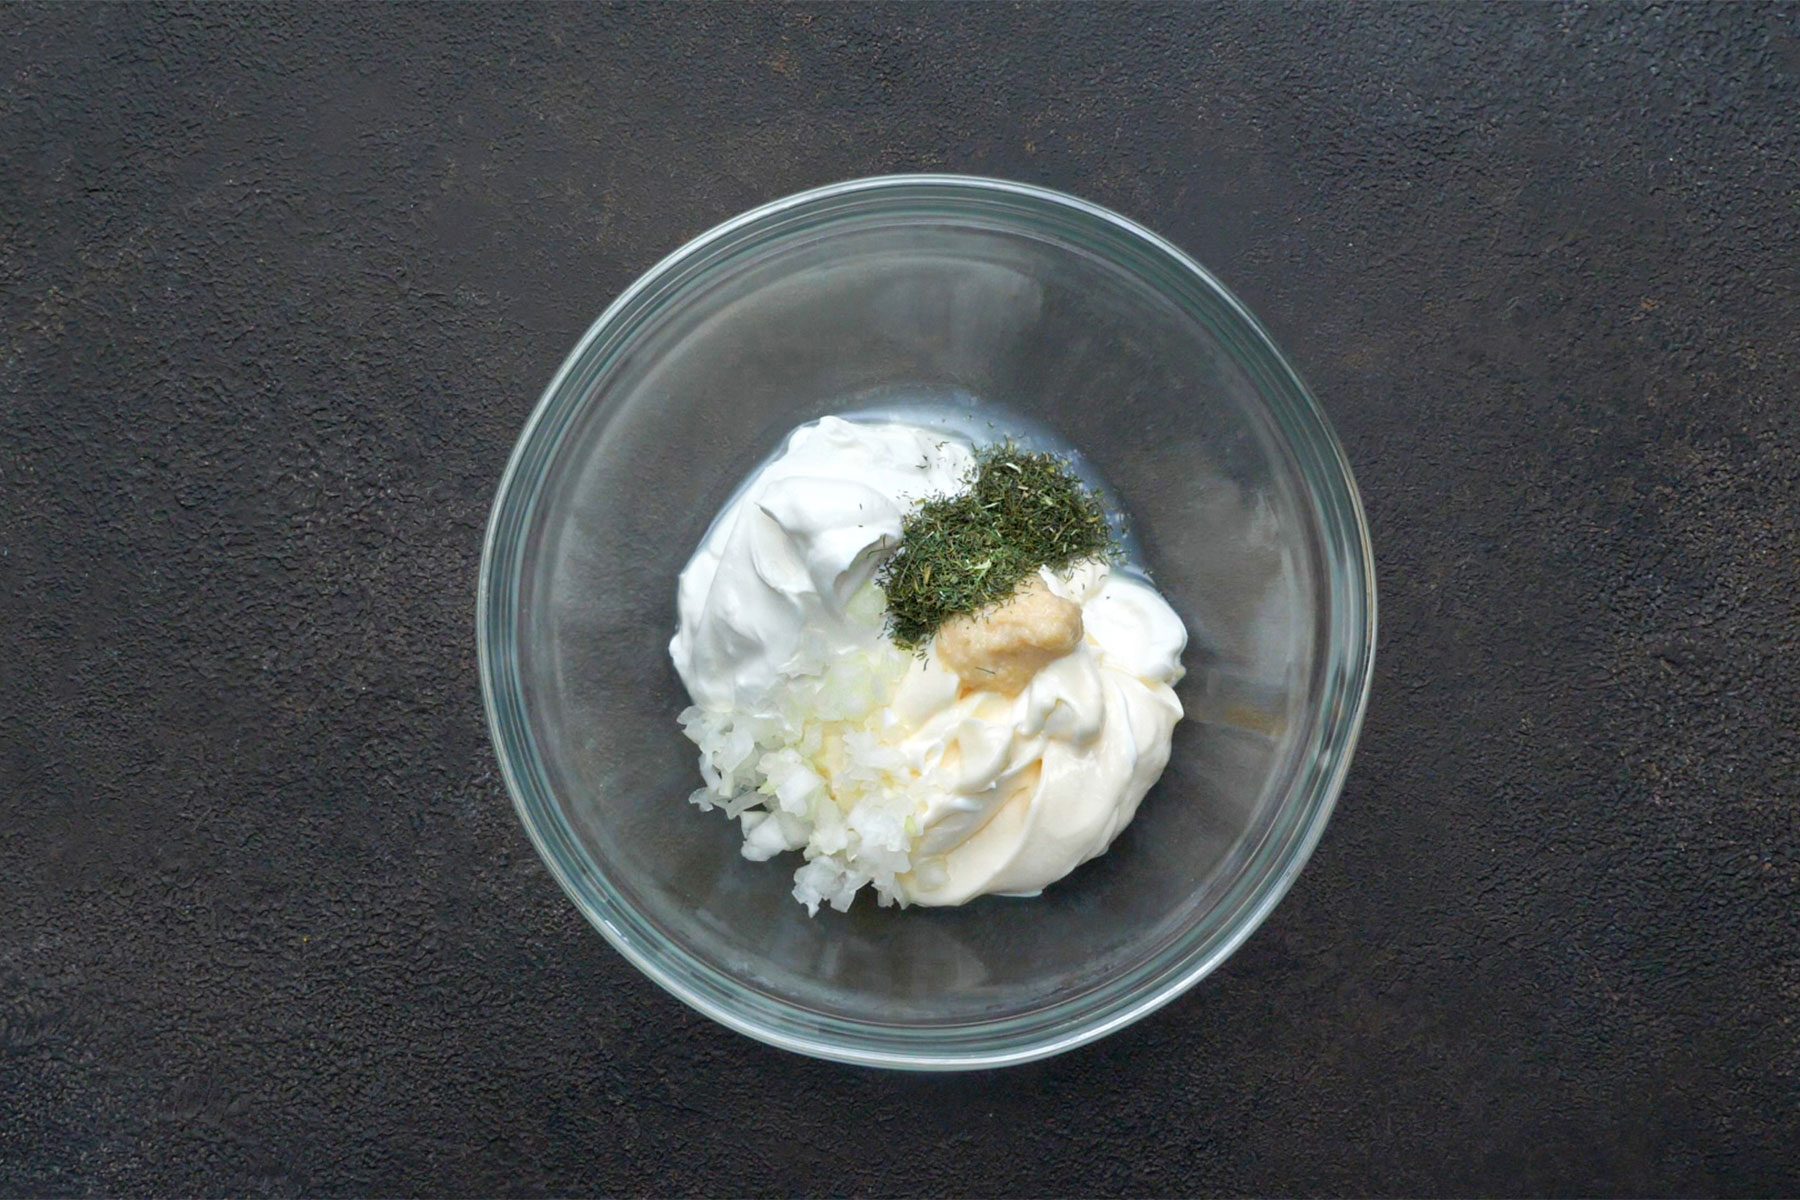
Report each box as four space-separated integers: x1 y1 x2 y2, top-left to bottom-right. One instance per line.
478 175 1375 1069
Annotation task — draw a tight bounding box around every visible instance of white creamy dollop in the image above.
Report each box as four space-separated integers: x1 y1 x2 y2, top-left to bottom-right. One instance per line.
671 417 973 712
890 561 1184 904
671 416 1186 913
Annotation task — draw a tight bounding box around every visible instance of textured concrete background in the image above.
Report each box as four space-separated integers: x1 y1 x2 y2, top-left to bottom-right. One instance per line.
3 4 1797 1196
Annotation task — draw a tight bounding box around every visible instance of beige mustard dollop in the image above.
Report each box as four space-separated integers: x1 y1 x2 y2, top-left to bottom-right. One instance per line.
934 575 1084 695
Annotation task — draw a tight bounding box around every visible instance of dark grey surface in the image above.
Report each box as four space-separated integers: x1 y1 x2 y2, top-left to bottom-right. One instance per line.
3 4 1797 1196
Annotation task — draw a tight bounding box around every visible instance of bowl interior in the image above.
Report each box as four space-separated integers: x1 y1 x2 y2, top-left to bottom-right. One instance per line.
484 179 1369 1064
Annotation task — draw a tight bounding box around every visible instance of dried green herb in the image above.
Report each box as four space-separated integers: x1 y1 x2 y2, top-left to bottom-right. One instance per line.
878 443 1118 649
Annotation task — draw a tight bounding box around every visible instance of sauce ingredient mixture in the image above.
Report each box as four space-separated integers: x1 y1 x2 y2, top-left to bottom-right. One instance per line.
670 416 1186 913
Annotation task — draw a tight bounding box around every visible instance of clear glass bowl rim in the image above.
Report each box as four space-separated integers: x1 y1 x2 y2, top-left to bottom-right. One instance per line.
477 174 1377 1070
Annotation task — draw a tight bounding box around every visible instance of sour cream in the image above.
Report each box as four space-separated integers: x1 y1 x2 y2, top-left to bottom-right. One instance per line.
671 416 1186 912
671 417 972 712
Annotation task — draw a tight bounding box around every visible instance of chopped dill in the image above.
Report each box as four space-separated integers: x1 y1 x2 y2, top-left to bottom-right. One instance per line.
878 443 1119 649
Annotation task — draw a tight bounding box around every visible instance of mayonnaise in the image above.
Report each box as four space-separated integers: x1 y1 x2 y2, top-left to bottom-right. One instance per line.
890 561 1185 904
671 416 1187 913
